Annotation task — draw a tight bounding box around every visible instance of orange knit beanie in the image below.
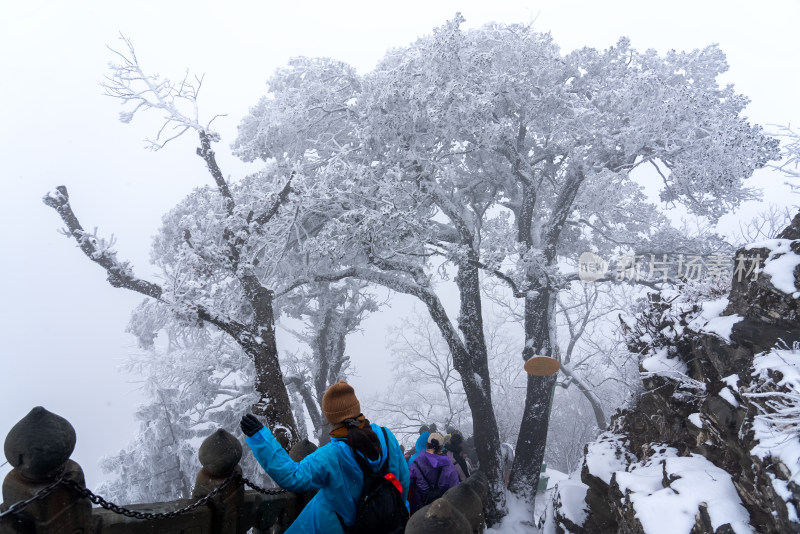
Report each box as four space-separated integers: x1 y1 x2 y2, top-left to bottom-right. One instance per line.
322 381 361 425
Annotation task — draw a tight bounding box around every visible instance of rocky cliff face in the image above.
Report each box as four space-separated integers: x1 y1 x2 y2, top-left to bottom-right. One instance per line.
552 213 800 534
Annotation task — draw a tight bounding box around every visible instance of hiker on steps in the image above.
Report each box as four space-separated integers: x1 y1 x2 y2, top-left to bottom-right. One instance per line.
240 381 410 534
408 432 459 515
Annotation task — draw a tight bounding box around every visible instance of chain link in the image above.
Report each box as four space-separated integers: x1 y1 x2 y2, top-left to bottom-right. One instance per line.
235 474 288 496
1 475 237 521
0 472 289 521
0 478 64 519
60 476 238 520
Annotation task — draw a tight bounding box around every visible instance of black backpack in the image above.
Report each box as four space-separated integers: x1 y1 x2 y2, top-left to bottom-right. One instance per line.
339 427 409 534
416 460 445 505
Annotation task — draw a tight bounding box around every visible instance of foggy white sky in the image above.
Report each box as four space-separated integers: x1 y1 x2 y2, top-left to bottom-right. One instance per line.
2 0 799 488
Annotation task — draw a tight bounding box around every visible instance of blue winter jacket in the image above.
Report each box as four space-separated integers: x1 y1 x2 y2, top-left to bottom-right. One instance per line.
245 423 410 534
407 430 430 467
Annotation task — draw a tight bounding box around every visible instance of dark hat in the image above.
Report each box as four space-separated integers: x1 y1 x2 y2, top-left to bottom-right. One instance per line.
427 433 444 451
321 381 361 425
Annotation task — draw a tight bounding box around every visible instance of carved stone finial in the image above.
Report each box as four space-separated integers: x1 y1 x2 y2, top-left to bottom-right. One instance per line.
462 470 489 505
3 406 76 479
289 438 318 462
405 498 472 534
198 429 242 477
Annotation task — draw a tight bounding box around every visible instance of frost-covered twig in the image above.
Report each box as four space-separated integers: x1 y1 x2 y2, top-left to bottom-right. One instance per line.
769 124 800 181
744 389 800 434
102 33 223 150
43 185 163 299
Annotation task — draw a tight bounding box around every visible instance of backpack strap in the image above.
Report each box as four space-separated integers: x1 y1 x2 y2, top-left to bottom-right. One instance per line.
378 427 391 474
432 464 442 487
413 455 442 490
337 426 393 532
349 426 391 477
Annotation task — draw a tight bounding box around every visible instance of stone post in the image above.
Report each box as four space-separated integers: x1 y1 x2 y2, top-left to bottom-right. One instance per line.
405 499 472 534
192 429 245 534
1 406 91 534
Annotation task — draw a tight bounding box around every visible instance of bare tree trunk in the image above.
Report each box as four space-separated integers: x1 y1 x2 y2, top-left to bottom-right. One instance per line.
509 287 556 502
289 388 309 440
454 260 507 523
510 168 585 504
510 373 556 500
288 377 334 445
247 341 298 446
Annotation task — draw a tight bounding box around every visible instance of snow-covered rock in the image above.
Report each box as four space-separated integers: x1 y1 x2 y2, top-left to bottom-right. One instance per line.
554 213 800 534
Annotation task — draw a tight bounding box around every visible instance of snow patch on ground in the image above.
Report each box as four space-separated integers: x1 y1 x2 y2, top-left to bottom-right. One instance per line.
552 478 588 528
640 346 706 395
546 468 569 490
753 348 800 389
613 447 753 534
722 374 740 389
486 468 577 534
718 386 739 407
582 433 753 534
746 238 800 295
750 417 800 523
641 346 688 376
688 413 703 428
686 296 742 342
485 492 540 534
584 432 635 485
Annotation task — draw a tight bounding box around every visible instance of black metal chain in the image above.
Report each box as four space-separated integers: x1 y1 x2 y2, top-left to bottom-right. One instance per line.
0 478 64 519
235 473 288 496
59 475 238 520
0 472 288 521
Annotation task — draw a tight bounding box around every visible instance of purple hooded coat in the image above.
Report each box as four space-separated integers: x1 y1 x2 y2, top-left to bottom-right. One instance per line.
408 450 460 513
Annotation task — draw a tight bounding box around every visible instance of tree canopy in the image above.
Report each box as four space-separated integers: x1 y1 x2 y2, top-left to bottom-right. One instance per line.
45 17 779 520
231 15 777 510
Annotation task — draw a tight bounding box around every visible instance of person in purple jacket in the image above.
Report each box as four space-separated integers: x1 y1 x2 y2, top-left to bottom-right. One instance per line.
408 432 460 514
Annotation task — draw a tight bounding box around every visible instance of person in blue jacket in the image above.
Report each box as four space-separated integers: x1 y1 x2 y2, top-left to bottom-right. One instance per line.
240 380 410 534
407 426 430 467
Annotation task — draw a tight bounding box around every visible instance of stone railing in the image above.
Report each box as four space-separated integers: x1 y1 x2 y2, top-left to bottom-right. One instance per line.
0 407 300 534
1 407 491 534
406 470 489 534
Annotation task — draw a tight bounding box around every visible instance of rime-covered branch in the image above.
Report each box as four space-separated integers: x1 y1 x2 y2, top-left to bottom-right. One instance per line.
42 186 163 299
254 172 295 227
196 130 234 214
103 33 223 150
771 124 800 179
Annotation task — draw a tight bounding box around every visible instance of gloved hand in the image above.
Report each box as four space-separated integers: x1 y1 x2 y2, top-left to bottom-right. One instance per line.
240 413 264 437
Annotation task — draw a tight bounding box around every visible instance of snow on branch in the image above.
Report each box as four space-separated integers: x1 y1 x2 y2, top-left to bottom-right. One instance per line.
102 33 224 150
42 185 163 299
41 186 260 347
771 124 800 181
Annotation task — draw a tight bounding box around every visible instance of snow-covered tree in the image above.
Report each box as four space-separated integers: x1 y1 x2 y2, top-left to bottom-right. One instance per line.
97 304 264 503
42 37 324 445
280 279 379 442
232 16 778 513
45 18 780 519
98 281 377 500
